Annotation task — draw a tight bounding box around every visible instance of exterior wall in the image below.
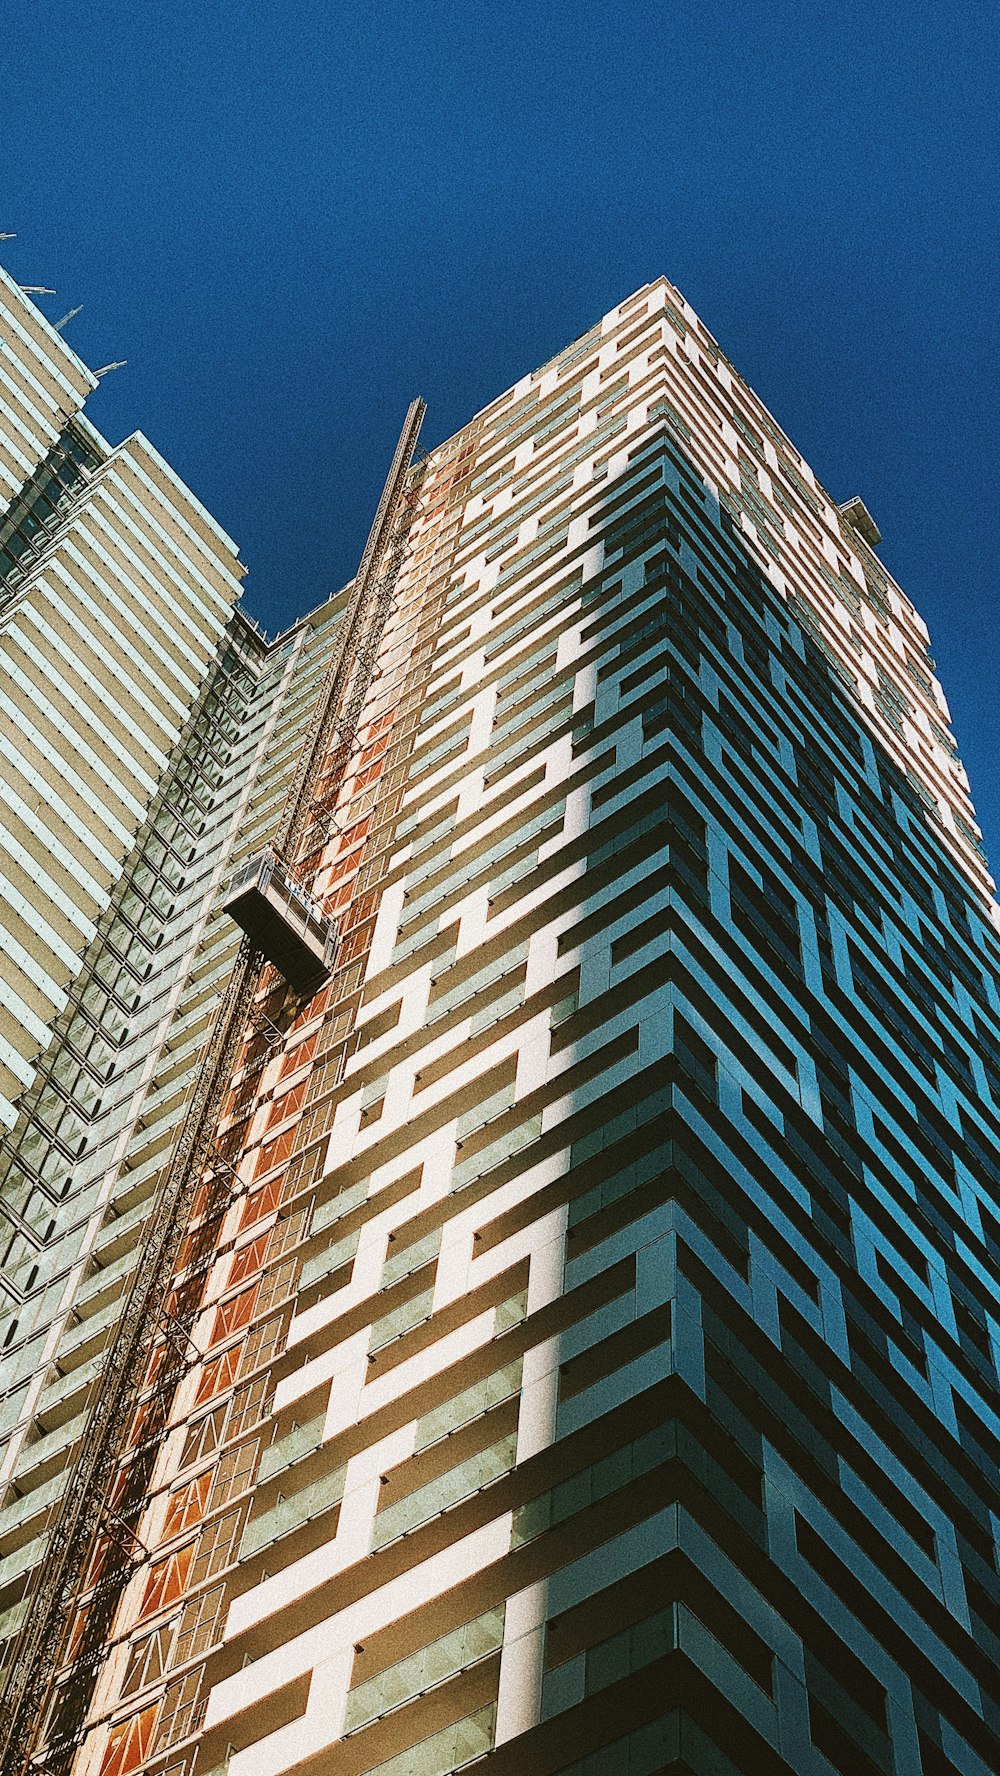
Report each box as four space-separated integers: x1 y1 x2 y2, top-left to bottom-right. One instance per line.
0 270 247 1131
5 279 1000 1776
0 424 246 1127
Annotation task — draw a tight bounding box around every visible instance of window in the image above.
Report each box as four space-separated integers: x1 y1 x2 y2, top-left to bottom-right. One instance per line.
139 1545 193 1618
267 1204 311 1260
210 1284 258 1346
193 1345 241 1407
209 1439 260 1509
238 1314 286 1379
121 1625 173 1698
179 1405 226 1471
173 1584 226 1665
256 1258 298 1316
189 1509 242 1588
153 1672 204 1755
227 1374 273 1440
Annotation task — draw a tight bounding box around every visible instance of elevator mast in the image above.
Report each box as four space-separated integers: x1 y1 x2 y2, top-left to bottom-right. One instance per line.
0 399 425 1776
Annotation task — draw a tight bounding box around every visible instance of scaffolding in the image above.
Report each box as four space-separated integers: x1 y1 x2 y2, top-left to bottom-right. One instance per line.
0 400 425 1776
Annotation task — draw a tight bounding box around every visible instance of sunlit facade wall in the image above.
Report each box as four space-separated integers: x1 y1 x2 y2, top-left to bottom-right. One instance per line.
3 279 1000 1776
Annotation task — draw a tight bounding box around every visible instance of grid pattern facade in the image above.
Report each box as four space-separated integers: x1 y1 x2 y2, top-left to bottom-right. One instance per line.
1 279 1000 1776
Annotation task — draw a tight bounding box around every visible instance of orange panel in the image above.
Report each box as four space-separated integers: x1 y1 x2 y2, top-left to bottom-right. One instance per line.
301 979 335 1017
320 851 357 888
193 1344 241 1407
337 814 372 851
139 1542 193 1617
264 1080 306 1130
326 879 356 913
142 1343 169 1392
239 1176 283 1230
278 1032 318 1077
125 1397 159 1453
99 1706 157 1776
165 1275 206 1323
162 1469 212 1540
254 1127 296 1178
228 1233 269 1286
351 760 384 793
210 1284 258 1345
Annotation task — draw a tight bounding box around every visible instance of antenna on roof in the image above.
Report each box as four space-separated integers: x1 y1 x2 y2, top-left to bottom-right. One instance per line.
19 286 55 296
54 307 83 333
93 360 127 378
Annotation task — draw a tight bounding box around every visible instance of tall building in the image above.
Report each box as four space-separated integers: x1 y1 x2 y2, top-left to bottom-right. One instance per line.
1 271 1000 1776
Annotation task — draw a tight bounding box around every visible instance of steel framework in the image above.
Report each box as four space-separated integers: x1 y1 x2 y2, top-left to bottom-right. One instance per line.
0 400 425 1776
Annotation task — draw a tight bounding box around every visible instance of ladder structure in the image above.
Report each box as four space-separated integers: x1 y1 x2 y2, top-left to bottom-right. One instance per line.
0 400 425 1776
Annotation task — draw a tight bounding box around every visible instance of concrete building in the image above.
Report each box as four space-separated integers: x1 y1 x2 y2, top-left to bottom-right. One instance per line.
1 275 1000 1776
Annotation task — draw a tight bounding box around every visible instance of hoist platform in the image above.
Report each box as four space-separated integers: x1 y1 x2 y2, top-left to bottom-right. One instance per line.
222 848 337 993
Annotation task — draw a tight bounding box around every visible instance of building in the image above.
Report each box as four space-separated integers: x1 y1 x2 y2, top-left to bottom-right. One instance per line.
1 273 1000 1776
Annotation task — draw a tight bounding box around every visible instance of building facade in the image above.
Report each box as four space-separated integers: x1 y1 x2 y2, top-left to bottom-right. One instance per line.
1 276 1000 1776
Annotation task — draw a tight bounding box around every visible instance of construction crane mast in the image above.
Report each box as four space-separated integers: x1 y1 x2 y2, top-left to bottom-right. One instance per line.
0 400 426 1776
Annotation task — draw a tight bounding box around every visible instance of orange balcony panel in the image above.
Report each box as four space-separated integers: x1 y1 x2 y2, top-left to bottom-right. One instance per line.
163 1469 212 1540
255 1126 296 1179
99 1706 158 1776
140 1543 193 1617
210 1285 258 1346
194 1345 241 1407
239 1177 283 1231
264 1080 306 1131
278 1032 318 1077
351 759 384 793
228 1234 269 1286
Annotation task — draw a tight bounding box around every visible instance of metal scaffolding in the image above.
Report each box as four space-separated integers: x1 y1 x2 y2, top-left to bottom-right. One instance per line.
0 399 425 1776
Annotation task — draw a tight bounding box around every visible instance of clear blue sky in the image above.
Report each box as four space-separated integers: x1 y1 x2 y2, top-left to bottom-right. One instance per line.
3 1 998 859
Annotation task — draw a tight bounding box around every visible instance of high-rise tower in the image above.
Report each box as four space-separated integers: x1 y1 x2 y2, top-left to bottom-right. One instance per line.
2 276 1000 1776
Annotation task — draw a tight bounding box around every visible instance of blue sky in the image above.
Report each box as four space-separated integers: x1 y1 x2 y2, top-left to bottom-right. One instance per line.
3 0 998 857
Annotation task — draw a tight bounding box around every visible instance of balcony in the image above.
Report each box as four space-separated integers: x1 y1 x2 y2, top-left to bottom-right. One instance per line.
221 849 337 994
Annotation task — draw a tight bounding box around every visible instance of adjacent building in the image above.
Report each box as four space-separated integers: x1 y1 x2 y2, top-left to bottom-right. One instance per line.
1 272 1000 1776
